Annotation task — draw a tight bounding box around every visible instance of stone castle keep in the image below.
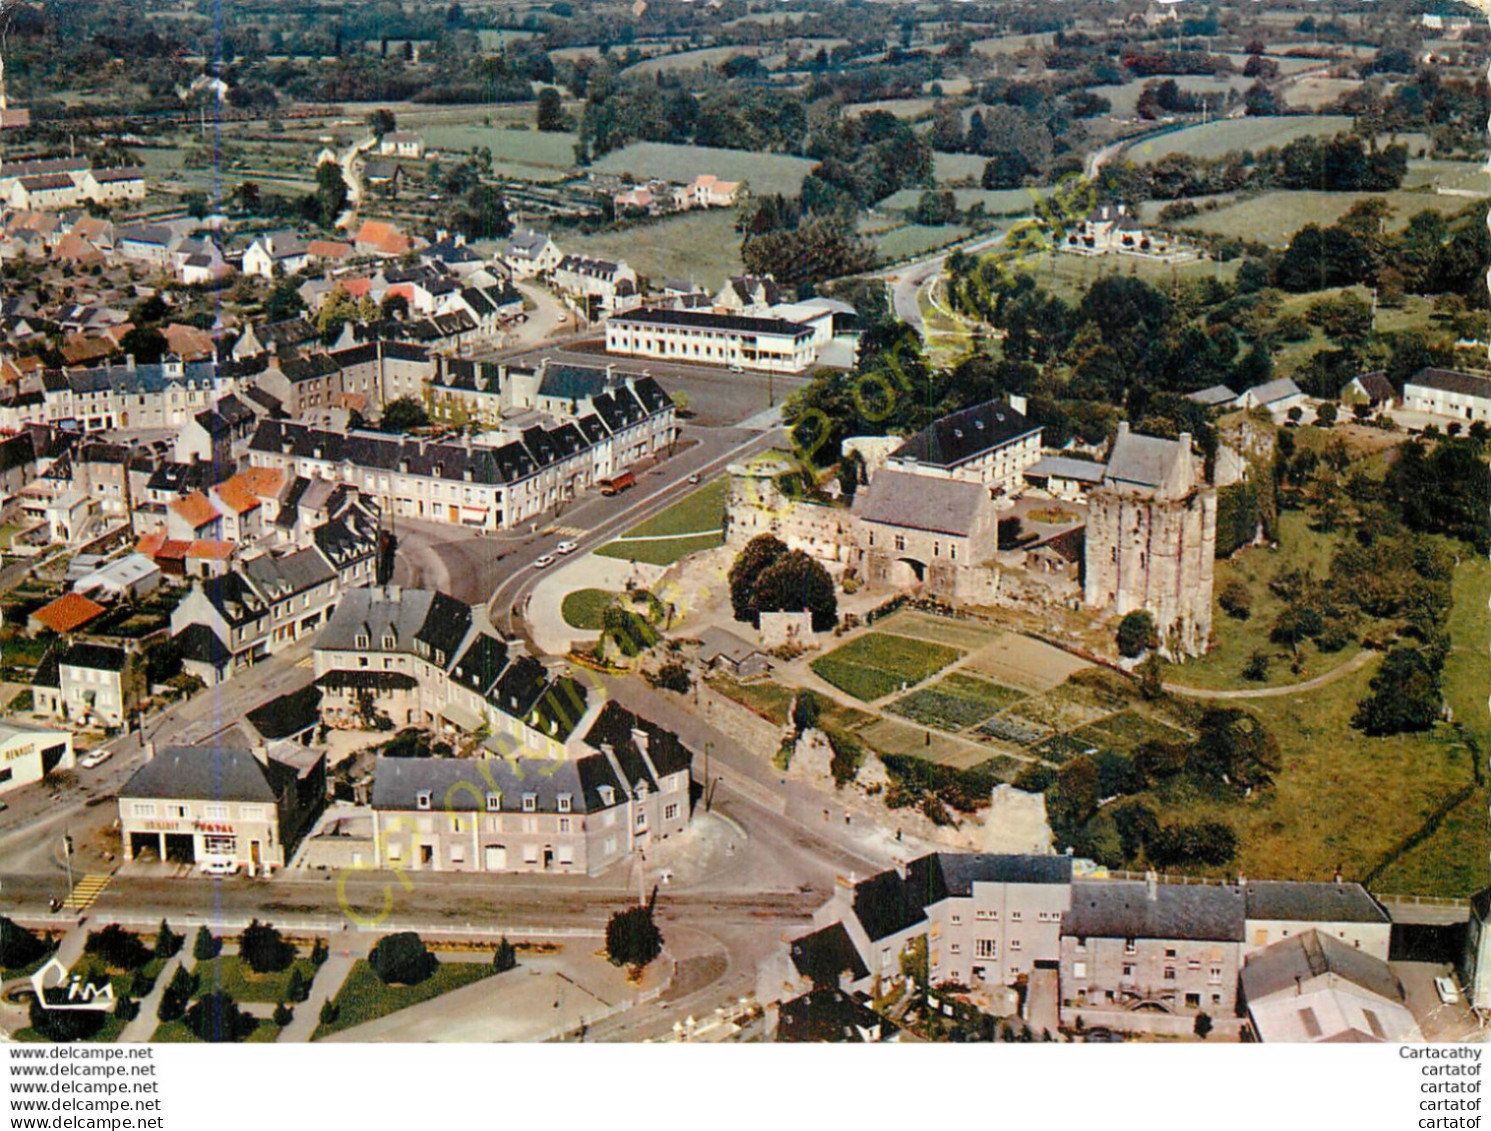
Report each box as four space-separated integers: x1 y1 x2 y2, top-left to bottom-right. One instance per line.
725 405 1217 656
1082 422 1216 657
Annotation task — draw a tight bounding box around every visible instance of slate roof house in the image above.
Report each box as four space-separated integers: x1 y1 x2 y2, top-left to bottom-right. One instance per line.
117 741 325 875
1241 930 1420 1043
883 398 1042 497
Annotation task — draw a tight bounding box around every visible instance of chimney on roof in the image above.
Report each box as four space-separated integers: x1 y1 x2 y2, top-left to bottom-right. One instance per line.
1145 869 1158 901
1117 421 1130 440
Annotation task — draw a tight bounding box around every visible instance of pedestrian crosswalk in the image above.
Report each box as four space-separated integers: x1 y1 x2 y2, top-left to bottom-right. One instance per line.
545 524 587 539
61 874 111 913
294 656 314 669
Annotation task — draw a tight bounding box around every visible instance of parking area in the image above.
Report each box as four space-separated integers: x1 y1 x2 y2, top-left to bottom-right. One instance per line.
1394 961 1486 1041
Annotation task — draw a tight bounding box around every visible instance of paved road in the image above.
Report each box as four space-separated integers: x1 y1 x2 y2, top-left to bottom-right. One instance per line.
879 228 1009 333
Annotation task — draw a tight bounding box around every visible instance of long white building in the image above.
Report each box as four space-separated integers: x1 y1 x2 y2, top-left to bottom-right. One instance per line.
605 307 820 372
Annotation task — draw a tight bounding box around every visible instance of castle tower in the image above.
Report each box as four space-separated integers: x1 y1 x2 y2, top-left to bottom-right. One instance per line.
1083 422 1217 657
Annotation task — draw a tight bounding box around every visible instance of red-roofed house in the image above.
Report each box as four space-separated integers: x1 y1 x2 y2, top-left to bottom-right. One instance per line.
354 219 414 258
28 592 107 636
167 492 222 541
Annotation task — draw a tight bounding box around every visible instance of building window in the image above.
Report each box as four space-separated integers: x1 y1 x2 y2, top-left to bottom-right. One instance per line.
558 818 571 834
1124 938 1137 956
1122 964 1135 979
1010 939 1022 951
664 803 679 821
486 793 500 811
1164 947 1178 958
1010 911 1022 922
1163 967 1176 981
1073 961 1087 979
949 545 957 561
951 914 962 925
1209 966 1223 984
893 534 906 552
975 939 997 959
522 794 537 812
557 794 571 813
131 802 156 817
416 791 432 811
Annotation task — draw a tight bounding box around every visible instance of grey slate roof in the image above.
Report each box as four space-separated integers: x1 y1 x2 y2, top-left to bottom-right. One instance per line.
891 399 1038 469
1349 371 1395 401
1241 929 1403 1003
1186 384 1237 407
59 642 128 672
609 306 812 339
852 468 987 537
1407 367 1491 398
790 923 870 986
370 753 623 815
936 853 1074 896
1066 881 1245 942
1243 882 1388 925
776 989 898 1042
1103 428 1185 492
1025 455 1106 483
121 745 278 804
1242 377 1303 405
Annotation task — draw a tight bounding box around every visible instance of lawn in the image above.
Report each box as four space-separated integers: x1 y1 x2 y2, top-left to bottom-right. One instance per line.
588 141 817 197
561 589 618 631
592 481 727 565
594 533 723 566
192 955 319 1004
1163 510 1362 692
810 632 964 702
872 609 1002 652
152 1019 280 1043
565 210 743 287
313 958 499 1039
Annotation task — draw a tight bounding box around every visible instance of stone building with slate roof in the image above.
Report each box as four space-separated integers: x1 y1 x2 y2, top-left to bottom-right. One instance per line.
1083 422 1216 657
117 742 325 875
1402 366 1491 423
883 398 1042 497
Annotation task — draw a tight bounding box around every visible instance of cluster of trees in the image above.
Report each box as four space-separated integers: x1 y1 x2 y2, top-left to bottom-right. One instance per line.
1038 707 1274 868
727 535 838 633
369 932 437 985
606 894 663 970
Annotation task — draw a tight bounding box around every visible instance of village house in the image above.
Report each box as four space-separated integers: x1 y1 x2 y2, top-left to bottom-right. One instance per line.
1401 367 1491 423
1241 930 1420 1042
0 720 74 796
32 641 145 729
503 229 562 278
242 231 311 279
552 254 639 316
1340 371 1397 411
606 307 819 373
1234 377 1307 417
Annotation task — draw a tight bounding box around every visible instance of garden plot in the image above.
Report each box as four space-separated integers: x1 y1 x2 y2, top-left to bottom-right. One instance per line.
886 671 1027 730
873 610 1004 653
963 634 1092 692
857 716 989 767
810 632 964 702
1070 710 1193 752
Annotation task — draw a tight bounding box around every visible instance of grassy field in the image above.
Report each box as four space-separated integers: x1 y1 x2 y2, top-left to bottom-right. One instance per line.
1014 248 1240 304
845 98 936 119
623 45 765 76
565 210 743 286
1181 189 1477 247
425 126 577 169
1132 116 1356 162
592 479 727 565
810 631 964 702
874 223 972 262
152 1019 281 1043
1164 510 1361 691
1401 159 1491 194
933 152 991 185
192 955 319 1004
561 589 618 631
883 186 1049 215
588 141 816 197
1093 75 1258 118
314 959 498 1039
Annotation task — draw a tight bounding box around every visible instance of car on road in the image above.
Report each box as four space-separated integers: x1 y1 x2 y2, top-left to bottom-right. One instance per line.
78 749 113 769
686 473 701 485
1435 976 1461 1005
555 540 577 555
200 858 239 877
533 554 556 569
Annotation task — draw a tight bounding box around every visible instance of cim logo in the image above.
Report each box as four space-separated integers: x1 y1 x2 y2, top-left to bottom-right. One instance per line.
29 956 116 1011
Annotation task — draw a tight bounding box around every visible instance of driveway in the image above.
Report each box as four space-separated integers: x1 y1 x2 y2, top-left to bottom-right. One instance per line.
1395 961 1485 1042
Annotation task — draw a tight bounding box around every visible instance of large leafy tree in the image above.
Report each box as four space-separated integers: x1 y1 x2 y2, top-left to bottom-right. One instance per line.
753 550 838 632
605 898 663 970
728 535 788 626
1353 647 1442 735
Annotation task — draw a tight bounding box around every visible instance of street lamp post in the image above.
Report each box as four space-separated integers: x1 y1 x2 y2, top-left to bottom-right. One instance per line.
61 831 73 905
703 742 713 812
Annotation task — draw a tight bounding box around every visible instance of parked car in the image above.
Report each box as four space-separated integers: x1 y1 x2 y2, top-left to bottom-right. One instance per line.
533 554 555 569
555 540 577 555
199 858 238 877
78 749 112 769
686 473 701 485
1435 976 1461 1005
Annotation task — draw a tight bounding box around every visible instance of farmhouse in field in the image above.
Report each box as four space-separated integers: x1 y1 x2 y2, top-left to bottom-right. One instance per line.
1401 367 1491 423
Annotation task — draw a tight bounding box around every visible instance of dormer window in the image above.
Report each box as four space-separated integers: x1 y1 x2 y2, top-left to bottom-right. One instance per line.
636 782 648 800
598 785 615 806
416 790 432 811
382 633 395 649
485 792 500 812
557 794 572 813
522 793 537 813
355 632 369 648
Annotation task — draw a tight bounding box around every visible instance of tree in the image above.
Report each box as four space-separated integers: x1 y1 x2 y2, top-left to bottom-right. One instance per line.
264 278 305 322
239 920 294 975
29 994 108 1042
1194 1011 1213 1040
1193 708 1279 790
273 1001 294 1027
319 999 340 1026
184 991 257 1043
1137 655 1164 701
1116 611 1158 658
1352 647 1441 735
1218 581 1252 620
157 964 198 1022
494 936 517 972
0 916 47 970
193 925 221 963
153 920 181 961
381 396 430 432
1242 650 1271 682
537 87 566 132
85 924 151 971
285 966 309 1003
605 899 663 969
369 932 436 985
366 108 397 137
447 183 513 241
118 326 168 365
311 161 348 230
380 293 410 321
311 938 329 967
728 534 788 626
752 550 838 632
1315 401 1338 426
